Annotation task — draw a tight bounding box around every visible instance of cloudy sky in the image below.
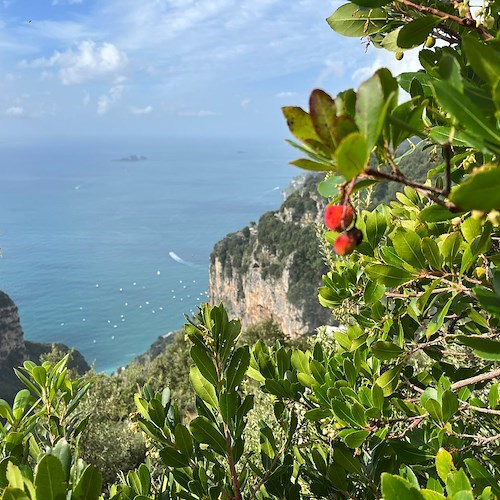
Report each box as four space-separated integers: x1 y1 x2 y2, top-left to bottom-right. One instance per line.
0 0 420 141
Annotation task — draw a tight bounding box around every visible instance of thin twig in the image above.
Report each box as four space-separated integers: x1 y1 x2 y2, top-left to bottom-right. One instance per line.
451 368 500 391
461 404 500 416
397 0 493 40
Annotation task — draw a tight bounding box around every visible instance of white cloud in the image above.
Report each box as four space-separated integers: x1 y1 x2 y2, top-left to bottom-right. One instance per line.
130 105 153 115
5 106 24 117
97 85 123 115
276 91 296 98
27 40 127 85
52 0 83 4
240 98 251 108
179 110 218 117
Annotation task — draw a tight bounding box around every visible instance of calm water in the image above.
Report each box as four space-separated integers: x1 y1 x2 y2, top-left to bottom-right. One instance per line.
0 136 295 372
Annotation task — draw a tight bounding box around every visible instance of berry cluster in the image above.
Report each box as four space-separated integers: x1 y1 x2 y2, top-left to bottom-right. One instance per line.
324 204 363 255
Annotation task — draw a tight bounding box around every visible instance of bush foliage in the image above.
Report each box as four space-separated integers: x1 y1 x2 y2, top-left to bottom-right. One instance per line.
1 0 500 498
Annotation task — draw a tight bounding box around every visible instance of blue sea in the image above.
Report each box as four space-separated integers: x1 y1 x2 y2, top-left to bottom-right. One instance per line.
0 136 296 372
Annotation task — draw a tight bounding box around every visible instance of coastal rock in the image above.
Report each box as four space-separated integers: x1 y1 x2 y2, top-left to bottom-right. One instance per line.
0 291 25 362
0 289 90 402
209 175 333 337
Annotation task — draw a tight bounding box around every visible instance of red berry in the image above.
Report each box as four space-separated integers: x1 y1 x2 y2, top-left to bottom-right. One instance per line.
324 204 354 231
333 228 363 256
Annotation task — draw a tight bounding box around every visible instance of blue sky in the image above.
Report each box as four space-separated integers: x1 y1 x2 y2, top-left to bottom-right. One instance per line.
1 0 421 141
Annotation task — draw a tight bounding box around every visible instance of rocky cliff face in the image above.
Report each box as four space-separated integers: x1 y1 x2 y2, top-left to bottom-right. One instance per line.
209 175 334 337
0 290 90 402
0 291 25 363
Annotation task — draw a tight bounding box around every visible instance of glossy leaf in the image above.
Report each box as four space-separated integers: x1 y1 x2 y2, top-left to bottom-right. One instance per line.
365 264 412 287
450 168 500 212
189 366 219 408
455 335 500 360
397 16 441 49
375 365 401 396
335 132 369 180
392 228 426 269
226 346 250 392
34 455 67 500
282 106 320 144
189 417 226 455
371 341 404 360
327 4 386 37
191 346 218 388
309 89 337 150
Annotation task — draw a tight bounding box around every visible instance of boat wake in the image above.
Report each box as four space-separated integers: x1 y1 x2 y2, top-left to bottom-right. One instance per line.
169 251 200 268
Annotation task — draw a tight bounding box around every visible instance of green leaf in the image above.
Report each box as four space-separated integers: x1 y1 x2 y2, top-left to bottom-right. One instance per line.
290 158 334 172
397 15 441 49
364 280 386 305
1 489 31 500
73 466 103 500
446 469 472 497
365 210 387 249
432 81 500 155
450 168 500 212
282 106 320 144
6 463 24 490
461 217 482 243
335 132 369 180
455 335 500 360
441 391 458 423
189 417 226 456
365 264 413 287
174 424 193 458
326 4 386 38
341 429 370 448
420 491 446 500
462 36 500 88
219 393 238 424
372 341 404 360
381 473 425 499
350 0 390 6
318 175 344 197
356 72 390 150
392 228 426 269
34 455 67 500
474 287 500 318
226 346 250 392
309 89 337 150
159 446 190 468
31 366 47 386
189 366 219 408
375 365 401 397
419 204 459 222
441 232 463 267
191 346 218 387
291 350 311 375
51 439 71 482
421 237 443 270
436 448 454 483
331 399 360 428
426 296 454 339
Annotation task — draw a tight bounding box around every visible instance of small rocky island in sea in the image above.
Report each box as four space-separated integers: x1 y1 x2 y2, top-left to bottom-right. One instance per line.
115 154 148 162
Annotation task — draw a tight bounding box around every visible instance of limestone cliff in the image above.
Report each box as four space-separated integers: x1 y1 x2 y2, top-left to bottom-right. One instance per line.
209 175 334 337
0 290 90 402
0 291 25 362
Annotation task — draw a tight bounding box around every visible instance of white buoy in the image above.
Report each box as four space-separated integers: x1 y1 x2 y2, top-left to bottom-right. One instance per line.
157 271 161 276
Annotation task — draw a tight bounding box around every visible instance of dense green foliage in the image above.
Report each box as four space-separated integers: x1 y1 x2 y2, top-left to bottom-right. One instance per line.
1 0 500 498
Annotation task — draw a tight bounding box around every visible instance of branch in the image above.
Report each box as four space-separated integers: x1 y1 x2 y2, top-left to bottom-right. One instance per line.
461 404 500 416
397 0 493 40
451 368 500 391
443 142 452 196
362 169 460 211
